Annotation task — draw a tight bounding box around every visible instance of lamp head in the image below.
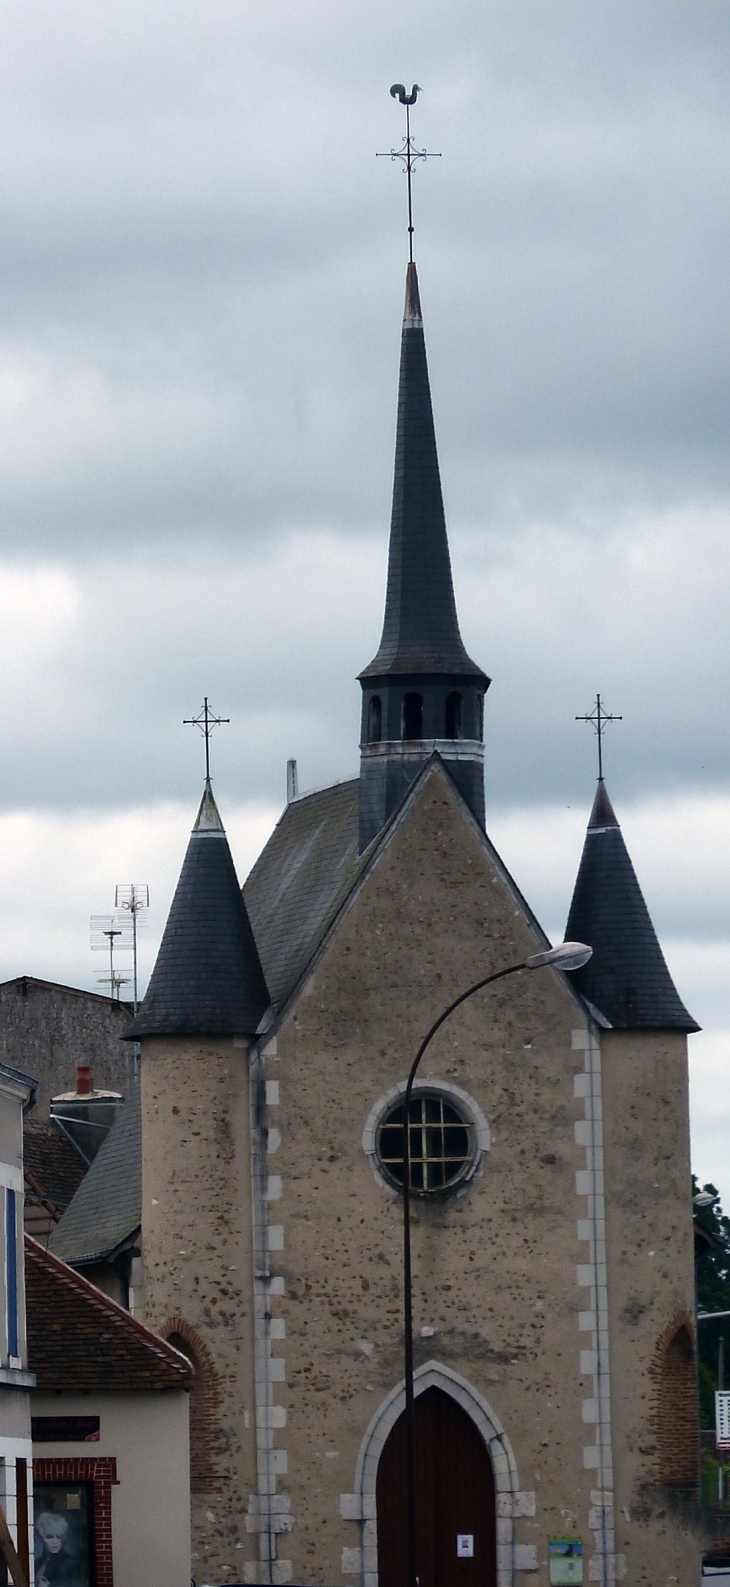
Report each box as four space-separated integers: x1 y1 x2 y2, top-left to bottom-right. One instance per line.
525 942 593 972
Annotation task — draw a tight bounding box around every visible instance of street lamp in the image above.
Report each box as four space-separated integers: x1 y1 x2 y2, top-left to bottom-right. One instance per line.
400 941 592 1587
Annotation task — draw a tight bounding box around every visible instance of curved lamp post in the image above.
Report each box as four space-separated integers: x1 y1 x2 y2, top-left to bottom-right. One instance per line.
401 941 593 1587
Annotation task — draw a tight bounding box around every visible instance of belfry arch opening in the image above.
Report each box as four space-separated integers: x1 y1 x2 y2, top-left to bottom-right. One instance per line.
368 696 382 743
376 1386 497 1587
445 691 463 739
402 692 423 740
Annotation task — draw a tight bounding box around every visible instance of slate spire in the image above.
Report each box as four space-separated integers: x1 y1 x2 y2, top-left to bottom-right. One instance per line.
361 264 485 680
358 264 489 850
127 782 269 1039
565 782 698 1031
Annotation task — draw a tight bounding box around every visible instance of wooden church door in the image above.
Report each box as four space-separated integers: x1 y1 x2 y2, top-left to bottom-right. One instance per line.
376 1386 497 1587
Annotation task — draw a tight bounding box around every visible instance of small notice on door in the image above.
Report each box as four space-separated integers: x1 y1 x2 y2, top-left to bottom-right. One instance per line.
716 1390 730 1450
549 1538 583 1585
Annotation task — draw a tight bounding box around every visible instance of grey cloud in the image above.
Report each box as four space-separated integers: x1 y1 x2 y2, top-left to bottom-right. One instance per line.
0 0 728 548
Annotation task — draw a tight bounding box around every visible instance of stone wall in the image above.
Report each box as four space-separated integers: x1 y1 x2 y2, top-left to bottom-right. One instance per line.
139 1036 258 1583
0 977 134 1113
602 1027 701 1579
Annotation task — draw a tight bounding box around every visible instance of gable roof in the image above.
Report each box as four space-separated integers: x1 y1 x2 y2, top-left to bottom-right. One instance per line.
359 264 486 683
244 777 364 1010
127 782 269 1039
25 1235 191 1392
244 757 565 1022
565 782 699 1031
0 975 132 1014
48 1084 141 1266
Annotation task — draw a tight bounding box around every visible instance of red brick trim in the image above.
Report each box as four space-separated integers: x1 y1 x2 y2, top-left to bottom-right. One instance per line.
159 1316 223 1493
33 1456 118 1587
649 1311 698 1487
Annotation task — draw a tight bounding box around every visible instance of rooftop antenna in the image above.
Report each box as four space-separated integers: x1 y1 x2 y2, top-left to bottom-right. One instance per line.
576 694 623 783
377 84 441 263
115 884 150 1017
183 696 230 784
90 919 123 1002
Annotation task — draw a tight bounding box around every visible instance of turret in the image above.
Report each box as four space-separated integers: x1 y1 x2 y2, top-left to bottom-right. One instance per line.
358 263 490 851
565 780 698 1030
126 781 269 1040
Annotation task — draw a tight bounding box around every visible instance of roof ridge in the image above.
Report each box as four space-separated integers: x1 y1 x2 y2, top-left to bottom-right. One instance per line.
25 1234 192 1375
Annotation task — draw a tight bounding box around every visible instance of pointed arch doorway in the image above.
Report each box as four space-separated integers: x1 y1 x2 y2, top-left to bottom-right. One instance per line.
376 1386 497 1587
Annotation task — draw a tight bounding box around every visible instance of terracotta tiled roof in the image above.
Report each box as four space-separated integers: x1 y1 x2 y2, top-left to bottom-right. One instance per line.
25 1235 192 1392
24 1119 88 1237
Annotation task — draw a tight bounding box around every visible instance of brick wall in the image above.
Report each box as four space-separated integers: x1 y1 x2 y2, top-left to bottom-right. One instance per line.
33 1456 118 1587
649 1313 699 1487
161 1316 223 1492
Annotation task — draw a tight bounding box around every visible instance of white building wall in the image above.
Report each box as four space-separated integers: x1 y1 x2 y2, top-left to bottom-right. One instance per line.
32 1390 190 1587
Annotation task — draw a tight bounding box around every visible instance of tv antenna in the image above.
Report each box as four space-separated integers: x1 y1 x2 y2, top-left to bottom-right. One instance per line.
90 919 124 1003
115 884 150 1016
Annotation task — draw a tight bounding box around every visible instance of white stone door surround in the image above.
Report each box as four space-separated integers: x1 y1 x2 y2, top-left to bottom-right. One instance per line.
339 1359 537 1587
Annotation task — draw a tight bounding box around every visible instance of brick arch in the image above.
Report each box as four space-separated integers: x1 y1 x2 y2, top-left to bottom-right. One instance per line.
160 1316 223 1493
649 1311 698 1487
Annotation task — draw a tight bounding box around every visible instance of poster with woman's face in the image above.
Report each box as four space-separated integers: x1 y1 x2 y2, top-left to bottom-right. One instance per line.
33 1484 92 1587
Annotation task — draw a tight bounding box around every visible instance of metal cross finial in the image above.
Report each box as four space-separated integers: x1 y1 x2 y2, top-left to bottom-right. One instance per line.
377 84 441 263
183 696 230 783
576 694 622 783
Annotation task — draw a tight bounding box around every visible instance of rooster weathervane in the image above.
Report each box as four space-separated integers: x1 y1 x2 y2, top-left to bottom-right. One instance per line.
377 84 441 262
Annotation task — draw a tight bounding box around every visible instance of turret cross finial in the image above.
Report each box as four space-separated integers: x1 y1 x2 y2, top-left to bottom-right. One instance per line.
377 85 441 263
183 696 230 783
576 694 622 783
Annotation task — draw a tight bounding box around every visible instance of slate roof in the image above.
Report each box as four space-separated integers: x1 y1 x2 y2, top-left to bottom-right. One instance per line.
359 264 487 683
25 1235 192 1392
24 1119 88 1240
244 778 364 1010
48 1084 141 1265
127 782 269 1038
565 782 699 1031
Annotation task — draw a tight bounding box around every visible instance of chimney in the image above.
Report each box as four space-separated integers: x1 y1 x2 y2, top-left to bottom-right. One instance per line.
50 1069 123 1164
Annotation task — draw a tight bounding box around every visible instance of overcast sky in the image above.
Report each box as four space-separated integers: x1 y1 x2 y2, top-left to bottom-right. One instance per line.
1 0 729 1200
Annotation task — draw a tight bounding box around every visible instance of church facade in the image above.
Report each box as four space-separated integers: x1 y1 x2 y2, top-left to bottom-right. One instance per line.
127 259 707 1586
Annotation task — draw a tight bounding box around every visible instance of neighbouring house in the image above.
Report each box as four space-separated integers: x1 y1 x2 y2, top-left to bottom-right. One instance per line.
46 1083 141 1308
0 1061 37 1586
23 1066 124 1253
0 979 133 1116
26 1235 192 1587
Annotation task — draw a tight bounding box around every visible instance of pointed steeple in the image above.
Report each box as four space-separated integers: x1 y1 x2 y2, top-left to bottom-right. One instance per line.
360 265 486 680
357 265 489 851
127 783 269 1039
565 782 698 1031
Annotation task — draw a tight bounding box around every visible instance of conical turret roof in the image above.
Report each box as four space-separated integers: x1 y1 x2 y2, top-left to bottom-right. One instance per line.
359 263 487 681
127 783 269 1039
566 782 698 1031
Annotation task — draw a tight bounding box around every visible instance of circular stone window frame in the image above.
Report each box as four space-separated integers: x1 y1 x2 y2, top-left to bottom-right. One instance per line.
362 1078 491 1200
